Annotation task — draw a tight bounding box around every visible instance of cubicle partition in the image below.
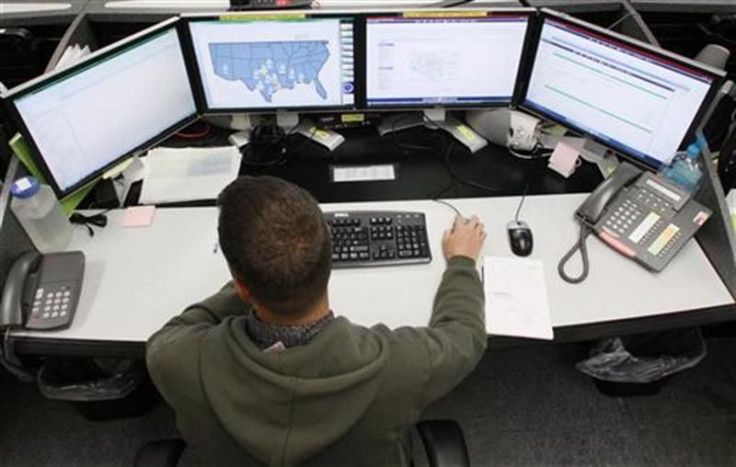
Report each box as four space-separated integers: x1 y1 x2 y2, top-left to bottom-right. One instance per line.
0 3 84 88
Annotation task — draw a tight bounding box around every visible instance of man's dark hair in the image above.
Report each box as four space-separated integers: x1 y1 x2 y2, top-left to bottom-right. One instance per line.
217 176 331 317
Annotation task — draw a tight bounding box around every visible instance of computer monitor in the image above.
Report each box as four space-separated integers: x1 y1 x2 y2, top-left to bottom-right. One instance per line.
185 12 356 113
520 10 725 170
364 9 534 109
2 18 198 198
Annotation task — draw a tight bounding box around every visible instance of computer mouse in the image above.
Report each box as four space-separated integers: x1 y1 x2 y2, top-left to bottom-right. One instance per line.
507 220 534 257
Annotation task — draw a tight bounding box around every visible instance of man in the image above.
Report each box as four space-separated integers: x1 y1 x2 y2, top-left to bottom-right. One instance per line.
147 175 487 466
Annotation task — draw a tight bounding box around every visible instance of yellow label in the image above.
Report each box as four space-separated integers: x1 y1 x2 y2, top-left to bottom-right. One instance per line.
403 10 486 18
647 224 680 256
219 13 306 21
341 113 365 123
315 129 330 140
458 125 476 140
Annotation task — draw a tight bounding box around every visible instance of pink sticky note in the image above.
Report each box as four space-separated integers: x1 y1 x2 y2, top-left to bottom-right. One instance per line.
548 140 581 178
122 206 156 228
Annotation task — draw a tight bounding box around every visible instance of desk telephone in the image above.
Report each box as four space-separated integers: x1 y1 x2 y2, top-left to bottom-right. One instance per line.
560 162 712 282
0 251 84 330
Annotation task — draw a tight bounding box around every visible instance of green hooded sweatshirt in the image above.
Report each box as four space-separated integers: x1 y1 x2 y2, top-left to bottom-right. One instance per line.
146 256 486 466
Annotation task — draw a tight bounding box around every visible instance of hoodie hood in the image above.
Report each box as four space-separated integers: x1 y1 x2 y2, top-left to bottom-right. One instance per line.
200 316 388 466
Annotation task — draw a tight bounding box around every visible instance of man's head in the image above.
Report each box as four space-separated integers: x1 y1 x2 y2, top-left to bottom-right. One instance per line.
217 176 331 318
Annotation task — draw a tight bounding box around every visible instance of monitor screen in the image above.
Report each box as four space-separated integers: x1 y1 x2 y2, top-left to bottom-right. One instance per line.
365 11 531 108
522 13 722 169
188 15 356 112
7 21 197 197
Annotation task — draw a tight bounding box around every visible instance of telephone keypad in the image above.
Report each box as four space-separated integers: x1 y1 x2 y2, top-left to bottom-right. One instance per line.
31 283 75 324
605 200 643 236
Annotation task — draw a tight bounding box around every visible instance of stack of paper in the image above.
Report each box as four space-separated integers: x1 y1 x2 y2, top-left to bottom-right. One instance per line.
55 44 90 71
140 146 242 204
483 256 554 340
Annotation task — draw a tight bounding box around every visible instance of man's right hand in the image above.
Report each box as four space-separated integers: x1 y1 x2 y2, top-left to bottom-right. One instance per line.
442 215 487 261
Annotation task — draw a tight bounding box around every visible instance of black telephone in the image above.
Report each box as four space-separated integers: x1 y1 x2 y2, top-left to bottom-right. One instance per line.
0 251 85 330
560 162 713 283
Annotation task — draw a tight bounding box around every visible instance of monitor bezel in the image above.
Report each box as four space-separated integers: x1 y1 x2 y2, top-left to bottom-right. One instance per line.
517 9 726 171
2 17 200 199
362 8 538 111
181 11 361 115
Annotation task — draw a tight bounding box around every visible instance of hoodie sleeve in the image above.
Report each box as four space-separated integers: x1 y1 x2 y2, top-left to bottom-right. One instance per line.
416 255 487 406
146 282 250 391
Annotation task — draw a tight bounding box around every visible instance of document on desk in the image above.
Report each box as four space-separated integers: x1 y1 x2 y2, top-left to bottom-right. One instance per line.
483 256 554 340
140 146 241 204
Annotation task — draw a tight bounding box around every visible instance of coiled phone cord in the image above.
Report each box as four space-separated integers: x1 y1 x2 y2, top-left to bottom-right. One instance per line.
558 225 592 284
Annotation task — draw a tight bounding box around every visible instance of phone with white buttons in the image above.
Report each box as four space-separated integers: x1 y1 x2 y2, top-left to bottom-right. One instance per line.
0 251 84 330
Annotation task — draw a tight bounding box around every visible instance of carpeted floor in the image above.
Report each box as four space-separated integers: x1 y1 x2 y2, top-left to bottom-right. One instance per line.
2 333 736 466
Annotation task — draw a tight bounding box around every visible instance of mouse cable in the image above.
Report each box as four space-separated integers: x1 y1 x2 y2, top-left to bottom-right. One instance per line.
442 141 503 195
433 198 462 218
514 184 529 223
557 225 592 284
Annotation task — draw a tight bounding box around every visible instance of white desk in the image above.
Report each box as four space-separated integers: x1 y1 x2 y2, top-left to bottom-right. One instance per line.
13 194 735 346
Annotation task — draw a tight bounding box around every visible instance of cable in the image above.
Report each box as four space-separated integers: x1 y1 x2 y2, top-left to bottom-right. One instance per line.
442 141 502 195
433 198 462 217
557 225 592 284
70 209 111 237
386 113 503 196
1 327 34 382
514 184 529 223
285 124 320 155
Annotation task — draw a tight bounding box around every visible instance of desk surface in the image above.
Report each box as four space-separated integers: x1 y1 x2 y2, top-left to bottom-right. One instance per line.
13 194 734 353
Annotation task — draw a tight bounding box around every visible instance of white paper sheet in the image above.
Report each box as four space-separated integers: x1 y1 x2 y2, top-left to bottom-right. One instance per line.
483 256 554 340
332 165 395 183
55 44 90 71
140 146 241 204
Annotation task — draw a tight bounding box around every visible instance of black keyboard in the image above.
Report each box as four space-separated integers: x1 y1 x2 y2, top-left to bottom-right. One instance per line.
325 211 432 268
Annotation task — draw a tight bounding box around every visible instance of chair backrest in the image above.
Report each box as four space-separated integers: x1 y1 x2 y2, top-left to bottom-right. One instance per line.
135 420 471 467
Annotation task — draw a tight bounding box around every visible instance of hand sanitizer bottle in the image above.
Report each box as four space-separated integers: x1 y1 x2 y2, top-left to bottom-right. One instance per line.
10 176 73 253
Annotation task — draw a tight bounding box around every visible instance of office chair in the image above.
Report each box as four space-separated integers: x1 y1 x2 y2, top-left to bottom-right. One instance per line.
134 420 471 467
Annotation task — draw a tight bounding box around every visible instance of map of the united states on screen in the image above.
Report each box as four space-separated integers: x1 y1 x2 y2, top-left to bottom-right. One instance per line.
209 41 330 103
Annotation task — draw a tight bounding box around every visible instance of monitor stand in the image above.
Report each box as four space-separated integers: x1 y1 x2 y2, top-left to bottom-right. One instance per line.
376 112 425 136
230 113 298 165
276 112 299 131
230 113 253 131
577 137 618 177
432 113 488 154
294 118 346 152
377 110 488 153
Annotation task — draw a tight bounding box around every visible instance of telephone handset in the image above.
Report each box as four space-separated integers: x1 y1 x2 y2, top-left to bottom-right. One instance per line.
0 251 85 330
576 162 642 227
559 162 712 282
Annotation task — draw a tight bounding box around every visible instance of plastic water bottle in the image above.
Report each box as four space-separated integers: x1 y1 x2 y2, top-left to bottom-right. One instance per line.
10 176 72 253
661 142 704 193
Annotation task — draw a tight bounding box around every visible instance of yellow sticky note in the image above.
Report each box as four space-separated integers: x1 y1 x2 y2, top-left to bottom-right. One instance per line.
341 114 364 124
